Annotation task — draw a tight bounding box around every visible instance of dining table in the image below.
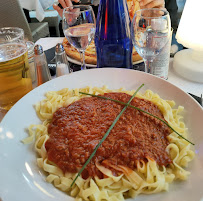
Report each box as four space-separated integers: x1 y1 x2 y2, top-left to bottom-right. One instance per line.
19 0 54 21
35 37 203 98
0 36 203 201
0 36 202 123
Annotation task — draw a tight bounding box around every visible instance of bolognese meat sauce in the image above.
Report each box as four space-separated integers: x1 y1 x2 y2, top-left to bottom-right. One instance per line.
45 92 171 178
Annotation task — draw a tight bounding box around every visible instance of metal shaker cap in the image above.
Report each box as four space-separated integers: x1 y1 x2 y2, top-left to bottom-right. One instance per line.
55 43 64 54
34 44 44 55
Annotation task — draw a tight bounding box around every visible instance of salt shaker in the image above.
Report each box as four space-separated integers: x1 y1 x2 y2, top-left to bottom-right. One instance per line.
34 44 51 86
55 43 71 77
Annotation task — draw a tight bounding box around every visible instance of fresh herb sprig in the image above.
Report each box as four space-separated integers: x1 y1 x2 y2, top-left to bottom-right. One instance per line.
79 91 194 146
70 84 144 187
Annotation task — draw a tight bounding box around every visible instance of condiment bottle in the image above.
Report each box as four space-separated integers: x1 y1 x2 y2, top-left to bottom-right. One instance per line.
55 43 71 77
95 0 133 68
34 44 51 86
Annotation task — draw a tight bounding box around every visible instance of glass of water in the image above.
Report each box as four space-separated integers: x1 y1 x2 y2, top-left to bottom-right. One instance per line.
63 5 96 70
131 8 171 73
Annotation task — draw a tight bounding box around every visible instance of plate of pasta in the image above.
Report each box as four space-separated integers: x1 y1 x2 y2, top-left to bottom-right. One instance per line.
0 68 203 201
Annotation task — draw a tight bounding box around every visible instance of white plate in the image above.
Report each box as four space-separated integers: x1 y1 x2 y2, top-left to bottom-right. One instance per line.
67 55 144 67
0 68 203 201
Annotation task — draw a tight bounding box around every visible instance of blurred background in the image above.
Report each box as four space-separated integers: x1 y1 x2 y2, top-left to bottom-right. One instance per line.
12 0 187 40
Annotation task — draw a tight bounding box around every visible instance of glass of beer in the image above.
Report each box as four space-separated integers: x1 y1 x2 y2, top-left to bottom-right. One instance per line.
0 27 33 119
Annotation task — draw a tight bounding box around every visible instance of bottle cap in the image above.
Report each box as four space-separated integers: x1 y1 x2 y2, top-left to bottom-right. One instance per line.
34 44 44 55
55 43 65 54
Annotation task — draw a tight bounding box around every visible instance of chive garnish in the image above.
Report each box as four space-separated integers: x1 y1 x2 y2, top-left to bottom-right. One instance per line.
79 91 194 146
70 84 144 187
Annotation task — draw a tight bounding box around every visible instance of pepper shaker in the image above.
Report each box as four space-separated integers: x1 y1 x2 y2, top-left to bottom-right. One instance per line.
34 44 51 86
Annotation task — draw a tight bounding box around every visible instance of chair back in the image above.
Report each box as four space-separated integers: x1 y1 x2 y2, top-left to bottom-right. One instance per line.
0 0 33 41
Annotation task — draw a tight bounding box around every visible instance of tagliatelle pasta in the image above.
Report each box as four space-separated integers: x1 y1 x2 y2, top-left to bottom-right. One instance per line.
23 86 195 201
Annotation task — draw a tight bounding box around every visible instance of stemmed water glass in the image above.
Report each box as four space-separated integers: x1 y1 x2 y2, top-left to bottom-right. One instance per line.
62 5 96 70
131 8 171 74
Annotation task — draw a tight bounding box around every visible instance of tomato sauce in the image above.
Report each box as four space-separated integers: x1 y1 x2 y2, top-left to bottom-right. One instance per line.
45 93 171 178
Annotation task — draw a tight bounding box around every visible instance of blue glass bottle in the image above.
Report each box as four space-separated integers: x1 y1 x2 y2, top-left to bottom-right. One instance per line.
95 0 133 68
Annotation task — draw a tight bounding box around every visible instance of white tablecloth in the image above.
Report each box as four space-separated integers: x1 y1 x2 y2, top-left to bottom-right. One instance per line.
36 37 203 97
19 0 54 21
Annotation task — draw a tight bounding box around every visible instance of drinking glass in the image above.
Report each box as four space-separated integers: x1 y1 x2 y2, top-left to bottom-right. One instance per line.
62 5 96 70
0 27 32 119
0 27 24 42
131 8 171 73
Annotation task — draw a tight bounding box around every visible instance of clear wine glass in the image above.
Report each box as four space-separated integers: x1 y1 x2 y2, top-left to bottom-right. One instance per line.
131 8 171 74
62 5 96 70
